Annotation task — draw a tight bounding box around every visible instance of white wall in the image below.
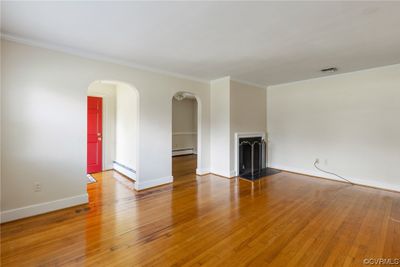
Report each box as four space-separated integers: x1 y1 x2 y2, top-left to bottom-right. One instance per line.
267 64 400 191
209 78 267 177
87 82 116 170
230 80 267 174
1 40 211 221
210 77 231 177
172 98 197 153
115 83 138 172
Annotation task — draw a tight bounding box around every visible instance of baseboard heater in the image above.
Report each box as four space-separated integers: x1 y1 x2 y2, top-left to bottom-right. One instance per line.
113 161 136 181
172 147 196 156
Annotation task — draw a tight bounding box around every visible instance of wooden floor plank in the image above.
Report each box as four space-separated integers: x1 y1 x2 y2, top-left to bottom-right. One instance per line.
1 155 399 266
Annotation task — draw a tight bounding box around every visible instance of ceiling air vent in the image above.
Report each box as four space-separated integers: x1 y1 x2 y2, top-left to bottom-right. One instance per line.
320 67 338 73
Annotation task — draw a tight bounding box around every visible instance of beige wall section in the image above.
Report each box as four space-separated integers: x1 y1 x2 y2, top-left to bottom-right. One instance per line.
210 77 231 177
115 83 138 171
87 82 116 170
230 80 267 174
1 40 210 218
267 64 400 191
172 98 197 153
209 78 267 177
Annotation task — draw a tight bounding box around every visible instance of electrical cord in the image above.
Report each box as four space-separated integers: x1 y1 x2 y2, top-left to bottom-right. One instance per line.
314 160 398 223
313 161 400 224
313 160 353 185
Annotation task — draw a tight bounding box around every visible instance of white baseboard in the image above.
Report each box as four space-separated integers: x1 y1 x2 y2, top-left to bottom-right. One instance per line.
209 168 235 178
134 175 173 191
0 194 88 223
172 148 194 156
271 164 400 192
195 168 235 177
113 162 136 181
196 168 209 175
104 163 114 171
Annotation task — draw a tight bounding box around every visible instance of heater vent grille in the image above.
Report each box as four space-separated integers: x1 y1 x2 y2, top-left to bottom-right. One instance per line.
320 67 338 73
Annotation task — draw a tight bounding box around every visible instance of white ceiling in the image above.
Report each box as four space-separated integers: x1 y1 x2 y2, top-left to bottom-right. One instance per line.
2 1 400 86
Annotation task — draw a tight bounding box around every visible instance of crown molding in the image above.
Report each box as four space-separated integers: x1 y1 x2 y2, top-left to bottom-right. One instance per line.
1 33 272 87
266 62 400 88
210 76 231 83
0 32 210 85
230 78 267 89
209 76 267 89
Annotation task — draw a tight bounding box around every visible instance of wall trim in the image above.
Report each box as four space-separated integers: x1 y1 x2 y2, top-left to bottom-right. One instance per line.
267 63 400 88
196 168 235 178
0 33 209 85
209 168 235 179
172 147 194 152
0 194 89 223
196 168 210 176
271 164 400 193
231 78 267 89
210 76 231 84
134 176 173 191
113 161 136 181
172 148 195 156
172 132 197 135
210 172 234 179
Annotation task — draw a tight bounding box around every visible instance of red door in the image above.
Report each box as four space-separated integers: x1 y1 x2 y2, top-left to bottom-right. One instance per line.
87 96 102 174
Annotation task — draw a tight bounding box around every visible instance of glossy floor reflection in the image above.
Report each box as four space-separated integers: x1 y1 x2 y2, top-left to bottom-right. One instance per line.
1 156 400 266
172 154 197 178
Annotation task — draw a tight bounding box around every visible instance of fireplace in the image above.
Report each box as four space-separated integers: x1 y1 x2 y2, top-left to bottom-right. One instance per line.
235 132 280 181
239 136 264 177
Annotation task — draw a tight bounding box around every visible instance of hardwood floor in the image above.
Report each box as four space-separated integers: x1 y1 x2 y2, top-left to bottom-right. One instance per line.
1 155 399 266
172 154 197 178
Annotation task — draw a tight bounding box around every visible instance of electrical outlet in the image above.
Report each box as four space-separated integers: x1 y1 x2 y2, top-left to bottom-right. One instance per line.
34 182 41 192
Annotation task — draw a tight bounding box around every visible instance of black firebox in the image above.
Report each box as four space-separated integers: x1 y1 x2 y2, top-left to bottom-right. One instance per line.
238 137 280 180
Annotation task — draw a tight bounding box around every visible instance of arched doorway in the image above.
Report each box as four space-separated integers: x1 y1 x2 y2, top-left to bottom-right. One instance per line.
86 80 139 184
171 91 201 178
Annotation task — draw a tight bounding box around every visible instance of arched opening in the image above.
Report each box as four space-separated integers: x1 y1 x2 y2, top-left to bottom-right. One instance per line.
171 91 201 179
86 80 139 187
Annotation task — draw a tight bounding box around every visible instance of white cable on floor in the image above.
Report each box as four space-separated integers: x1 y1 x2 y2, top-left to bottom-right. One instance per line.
314 160 353 185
